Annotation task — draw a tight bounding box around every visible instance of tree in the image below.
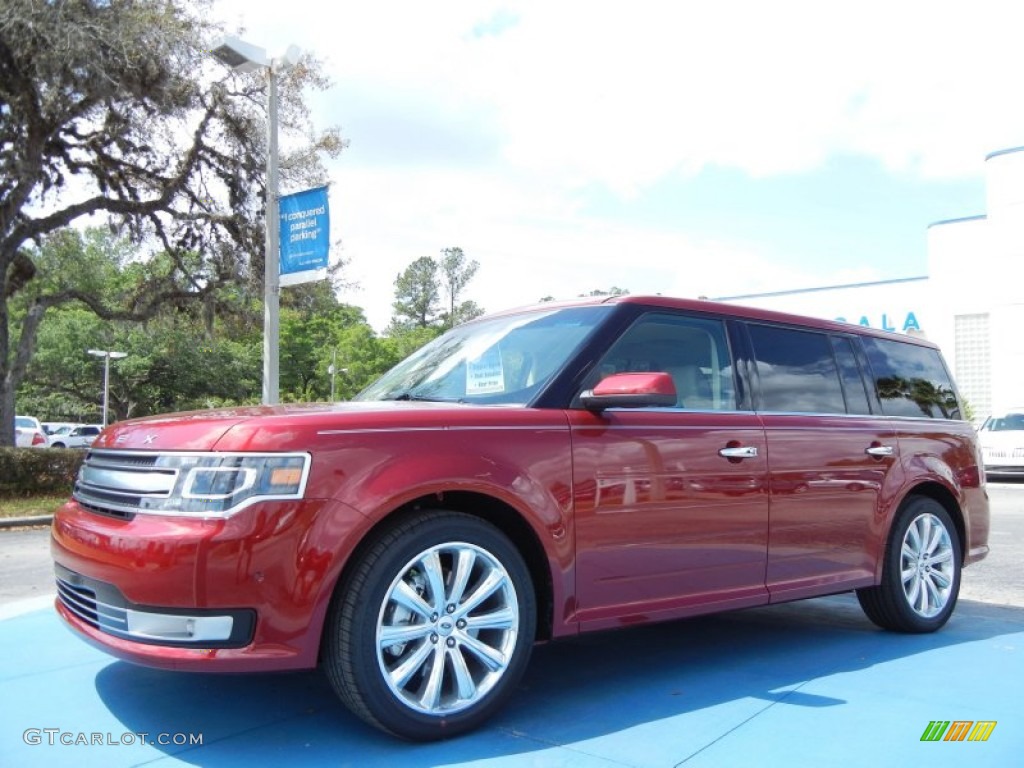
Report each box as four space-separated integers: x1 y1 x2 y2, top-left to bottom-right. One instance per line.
390 256 441 331
389 247 484 334
579 287 630 297
0 0 343 444
438 247 483 329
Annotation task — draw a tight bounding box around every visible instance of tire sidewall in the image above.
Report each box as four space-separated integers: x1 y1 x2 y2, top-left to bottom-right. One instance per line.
884 497 962 632
342 513 536 740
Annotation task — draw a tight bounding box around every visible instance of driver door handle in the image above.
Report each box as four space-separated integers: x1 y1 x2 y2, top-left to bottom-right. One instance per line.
865 445 894 457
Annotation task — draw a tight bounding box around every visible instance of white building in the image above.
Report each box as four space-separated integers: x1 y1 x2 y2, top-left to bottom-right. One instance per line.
717 146 1024 420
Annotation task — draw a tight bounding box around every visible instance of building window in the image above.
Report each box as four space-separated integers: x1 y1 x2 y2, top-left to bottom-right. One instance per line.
954 313 990 420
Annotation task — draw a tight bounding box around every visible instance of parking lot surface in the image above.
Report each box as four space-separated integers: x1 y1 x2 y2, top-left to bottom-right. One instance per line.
2 482 1022 766
1 591 1020 767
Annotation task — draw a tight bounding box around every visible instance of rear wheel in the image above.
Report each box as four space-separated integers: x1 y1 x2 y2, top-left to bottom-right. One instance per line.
323 511 536 740
857 496 961 633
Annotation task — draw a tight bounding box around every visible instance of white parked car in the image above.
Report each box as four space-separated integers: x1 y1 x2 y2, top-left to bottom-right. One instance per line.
43 422 77 436
15 416 50 448
48 424 103 449
978 408 1024 477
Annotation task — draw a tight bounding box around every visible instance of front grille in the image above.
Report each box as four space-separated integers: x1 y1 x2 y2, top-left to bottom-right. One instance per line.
73 449 177 518
55 566 129 637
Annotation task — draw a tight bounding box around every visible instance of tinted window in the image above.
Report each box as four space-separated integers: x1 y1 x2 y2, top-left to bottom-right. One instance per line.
861 337 961 419
585 312 736 410
748 325 845 413
831 337 872 415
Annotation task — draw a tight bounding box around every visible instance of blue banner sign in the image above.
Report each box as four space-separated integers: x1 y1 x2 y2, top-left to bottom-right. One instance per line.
279 186 329 285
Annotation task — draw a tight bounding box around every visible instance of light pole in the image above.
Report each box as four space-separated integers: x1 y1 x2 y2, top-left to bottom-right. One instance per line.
328 349 348 402
87 349 127 427
211 35 299 405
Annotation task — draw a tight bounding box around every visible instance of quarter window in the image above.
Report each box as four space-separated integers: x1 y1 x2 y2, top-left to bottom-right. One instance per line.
748 325 845 414
860 337 961 419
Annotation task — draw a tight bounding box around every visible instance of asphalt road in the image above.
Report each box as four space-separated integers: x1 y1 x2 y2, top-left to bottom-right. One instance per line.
2 482 1023 608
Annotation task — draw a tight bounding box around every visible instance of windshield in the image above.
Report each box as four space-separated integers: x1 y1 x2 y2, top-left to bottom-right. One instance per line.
357 305 611 405
982 413 1024 431
15 417 34 428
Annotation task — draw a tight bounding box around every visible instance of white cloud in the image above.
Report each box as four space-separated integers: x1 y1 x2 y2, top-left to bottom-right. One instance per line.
213 0 1024 328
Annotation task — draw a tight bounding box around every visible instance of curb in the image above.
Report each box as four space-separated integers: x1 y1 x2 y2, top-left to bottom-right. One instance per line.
0 515 52 529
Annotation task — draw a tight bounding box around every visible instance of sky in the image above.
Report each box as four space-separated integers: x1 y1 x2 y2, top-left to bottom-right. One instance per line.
211 0 1024 330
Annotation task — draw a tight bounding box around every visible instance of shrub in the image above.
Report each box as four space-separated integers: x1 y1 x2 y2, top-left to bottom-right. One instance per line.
0 448 83 496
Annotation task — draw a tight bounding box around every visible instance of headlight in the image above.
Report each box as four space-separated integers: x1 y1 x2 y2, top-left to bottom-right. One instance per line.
75 452 310 518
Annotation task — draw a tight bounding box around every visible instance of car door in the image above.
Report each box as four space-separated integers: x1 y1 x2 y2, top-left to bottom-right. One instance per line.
569 311 770 630
745 325 903 601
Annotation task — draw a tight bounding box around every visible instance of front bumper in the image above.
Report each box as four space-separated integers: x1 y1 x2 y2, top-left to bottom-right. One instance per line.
51 496 367 672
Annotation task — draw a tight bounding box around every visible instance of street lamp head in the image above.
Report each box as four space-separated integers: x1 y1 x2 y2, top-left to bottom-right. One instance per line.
87 349 127 359
211 35 269 73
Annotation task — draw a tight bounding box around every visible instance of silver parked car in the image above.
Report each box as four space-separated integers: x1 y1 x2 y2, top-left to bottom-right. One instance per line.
48 424 103 449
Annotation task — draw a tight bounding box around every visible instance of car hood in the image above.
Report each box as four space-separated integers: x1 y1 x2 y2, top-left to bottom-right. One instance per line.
92 401 542 452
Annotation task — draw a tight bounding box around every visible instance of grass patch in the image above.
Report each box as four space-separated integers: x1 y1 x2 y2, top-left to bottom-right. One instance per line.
0 494 68 518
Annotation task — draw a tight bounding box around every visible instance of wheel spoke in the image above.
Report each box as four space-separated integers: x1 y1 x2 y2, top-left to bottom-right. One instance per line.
931 569 952 589
459 632 507 672
925 525 944 557
391 580 433 620
422 550 447 612
927 549 953 566
464 606 517 632
459 568 506 615
389 639 433 689
448 549 476 606
906 521 923 553
905 573 921 607
380 622 432 649
449 646 477 701
418 645 446 711
916 579 929 614
923 576 942 613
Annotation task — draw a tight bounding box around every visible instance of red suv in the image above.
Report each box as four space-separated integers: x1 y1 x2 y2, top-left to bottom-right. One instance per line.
52 296 989 740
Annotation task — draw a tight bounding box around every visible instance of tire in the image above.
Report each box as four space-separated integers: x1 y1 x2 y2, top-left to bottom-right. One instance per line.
857 496 962 633
323 510 536 740
52 442 65 449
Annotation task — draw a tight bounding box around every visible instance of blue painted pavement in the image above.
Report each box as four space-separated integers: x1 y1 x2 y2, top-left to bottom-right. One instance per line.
1 594 1020 767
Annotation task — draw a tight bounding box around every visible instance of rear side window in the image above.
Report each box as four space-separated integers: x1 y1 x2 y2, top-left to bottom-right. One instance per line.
861 337 961 419
748 325 845 413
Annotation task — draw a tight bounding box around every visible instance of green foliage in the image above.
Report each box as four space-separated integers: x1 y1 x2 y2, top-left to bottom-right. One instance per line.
0 448 83 497
0 0 343 444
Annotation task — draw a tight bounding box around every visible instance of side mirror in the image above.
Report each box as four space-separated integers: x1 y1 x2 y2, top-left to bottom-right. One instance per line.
580 372 678 411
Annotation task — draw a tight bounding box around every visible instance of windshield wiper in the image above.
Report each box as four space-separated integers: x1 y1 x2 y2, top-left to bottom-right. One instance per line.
386 392 455 402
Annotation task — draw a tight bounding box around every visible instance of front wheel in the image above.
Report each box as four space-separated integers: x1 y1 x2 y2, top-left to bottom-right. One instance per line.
323 511 536 740
857 496 962 633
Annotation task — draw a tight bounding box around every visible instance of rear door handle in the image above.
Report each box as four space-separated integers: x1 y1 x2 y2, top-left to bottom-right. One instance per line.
718 446 758 459
865 445 894 457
